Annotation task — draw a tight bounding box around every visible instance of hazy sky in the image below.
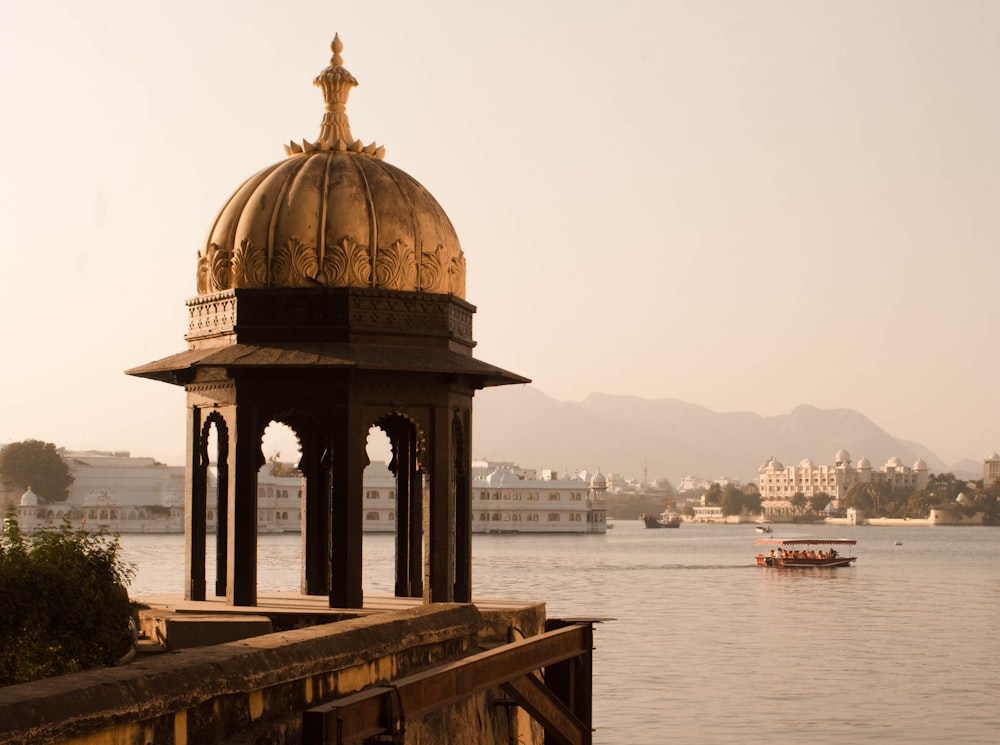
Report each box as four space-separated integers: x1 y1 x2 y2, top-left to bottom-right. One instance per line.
1 0 997 470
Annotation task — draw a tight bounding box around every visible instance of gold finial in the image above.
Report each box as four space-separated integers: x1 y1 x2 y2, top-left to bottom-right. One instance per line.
330 33 345 66
286 34 383 159
313 34 358 147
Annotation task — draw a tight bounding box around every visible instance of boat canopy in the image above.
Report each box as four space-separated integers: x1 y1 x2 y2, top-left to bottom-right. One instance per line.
755 538 857 546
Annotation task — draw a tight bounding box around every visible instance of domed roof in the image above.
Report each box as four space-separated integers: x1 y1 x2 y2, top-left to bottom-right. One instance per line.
799 458 815 468
835 448 850 463
196 35 465 299
886 456 903 468
485 468 520 487
857 456 871 469
19 486 39 506
913 458 928 470
590 470 607 487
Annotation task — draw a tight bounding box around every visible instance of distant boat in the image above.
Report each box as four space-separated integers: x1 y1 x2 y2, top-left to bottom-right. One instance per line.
755 538 857 568
755 524 773 534
641 512 682 529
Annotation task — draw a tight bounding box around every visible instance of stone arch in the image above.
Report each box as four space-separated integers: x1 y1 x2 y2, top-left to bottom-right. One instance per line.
187 410 231 600
373 411 429 598
374 411 429 475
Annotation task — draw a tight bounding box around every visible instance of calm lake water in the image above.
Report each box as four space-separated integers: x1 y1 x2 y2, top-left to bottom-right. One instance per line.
120 522 999 745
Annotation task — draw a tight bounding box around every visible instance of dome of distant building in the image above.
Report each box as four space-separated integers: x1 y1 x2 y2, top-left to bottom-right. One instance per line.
835 448 850 463
485 468 520 487
19 486 39 506
988 452 1000 461
914 458 928 470
196 35 465 299
857 457 871 469
887 456 903 468
590 470 607 487
799 458 814 468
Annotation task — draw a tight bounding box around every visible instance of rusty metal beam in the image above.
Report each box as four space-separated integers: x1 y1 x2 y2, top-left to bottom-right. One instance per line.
501 674 589 745
302 623 593 744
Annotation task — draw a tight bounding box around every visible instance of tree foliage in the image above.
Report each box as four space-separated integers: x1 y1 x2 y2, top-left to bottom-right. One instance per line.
842 482 890 513
604 493 672 520
0 440 74 503
651 478 675 497
809 491 832 513
703 483 722 505
838 474 1000 522
719 484 761 516
0 515 135 686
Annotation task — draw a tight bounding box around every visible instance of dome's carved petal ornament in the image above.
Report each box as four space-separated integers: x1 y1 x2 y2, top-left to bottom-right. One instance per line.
272 237 321 287
419 246 445 294
196 34 464 299
448 252 467 295
375 240 417 291
232 237 270 289
197 243 233 295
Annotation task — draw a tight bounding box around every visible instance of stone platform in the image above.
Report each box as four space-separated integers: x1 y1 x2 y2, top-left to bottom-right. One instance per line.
0 596 553 745
135 591 542 651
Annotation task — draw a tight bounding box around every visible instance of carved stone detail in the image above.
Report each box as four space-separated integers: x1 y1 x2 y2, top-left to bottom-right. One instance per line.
321 237 371 287
448 251 467 297
197 243 233 295
374 240 417 291
272 237 320 287
201 235 467 298
186 288 474 344
232 238 268 288
418 246 446 294
187 292 238 339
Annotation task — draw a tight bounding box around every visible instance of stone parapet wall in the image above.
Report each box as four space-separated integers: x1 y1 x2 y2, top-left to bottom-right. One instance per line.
0 602 545 745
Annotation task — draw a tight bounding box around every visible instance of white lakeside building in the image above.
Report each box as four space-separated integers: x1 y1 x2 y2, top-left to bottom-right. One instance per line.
13 452 607 535
757 449 930 515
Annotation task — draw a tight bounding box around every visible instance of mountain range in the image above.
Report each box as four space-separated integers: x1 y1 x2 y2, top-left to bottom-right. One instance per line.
470 386 980 484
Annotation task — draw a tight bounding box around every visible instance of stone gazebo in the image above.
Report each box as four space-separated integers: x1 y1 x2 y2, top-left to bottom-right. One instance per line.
128 36 527 608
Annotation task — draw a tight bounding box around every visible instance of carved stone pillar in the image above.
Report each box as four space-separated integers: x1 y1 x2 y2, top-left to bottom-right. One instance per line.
428 404 457 603
329 404 366 608
301 426 331 596
228 401 260 606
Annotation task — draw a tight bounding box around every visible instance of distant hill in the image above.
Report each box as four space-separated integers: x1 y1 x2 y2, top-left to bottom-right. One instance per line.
471 386 957 484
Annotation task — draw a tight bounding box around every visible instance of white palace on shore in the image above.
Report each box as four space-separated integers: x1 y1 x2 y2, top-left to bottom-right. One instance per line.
10 452 608 535
757 448 930 507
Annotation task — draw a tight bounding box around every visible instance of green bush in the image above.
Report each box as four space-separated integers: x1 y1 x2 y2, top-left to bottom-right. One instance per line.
0 514 136 685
